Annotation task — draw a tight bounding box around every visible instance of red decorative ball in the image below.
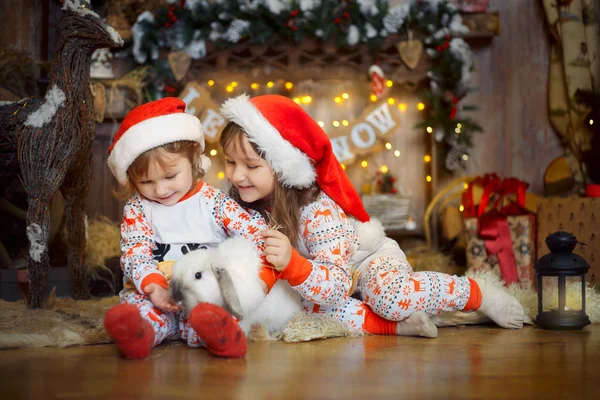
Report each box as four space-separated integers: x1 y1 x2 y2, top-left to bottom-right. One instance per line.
344 12 349 18
290 9 299 17
437 46 443 52
164 22 170 28
334 18 341 24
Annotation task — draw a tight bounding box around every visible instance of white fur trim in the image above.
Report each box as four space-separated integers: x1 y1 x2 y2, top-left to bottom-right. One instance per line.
368 65 384 77
108 113 203 184
353 218 386 252
220 94 316 188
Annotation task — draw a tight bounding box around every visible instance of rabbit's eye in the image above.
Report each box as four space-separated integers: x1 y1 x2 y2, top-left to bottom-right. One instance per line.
195 272 202 280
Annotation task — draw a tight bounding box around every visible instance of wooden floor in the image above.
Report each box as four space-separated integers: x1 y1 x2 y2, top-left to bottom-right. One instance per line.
1 324 598 399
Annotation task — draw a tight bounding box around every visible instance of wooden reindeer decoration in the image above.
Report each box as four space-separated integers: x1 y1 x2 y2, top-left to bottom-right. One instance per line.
0 0 122 308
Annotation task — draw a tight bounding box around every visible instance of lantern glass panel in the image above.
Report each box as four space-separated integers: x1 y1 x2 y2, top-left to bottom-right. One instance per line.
541 276 583 313
564 276 583 312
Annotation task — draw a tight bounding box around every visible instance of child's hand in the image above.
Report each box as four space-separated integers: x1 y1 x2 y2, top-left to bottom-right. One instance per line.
262 229 292 271
145 283 181 313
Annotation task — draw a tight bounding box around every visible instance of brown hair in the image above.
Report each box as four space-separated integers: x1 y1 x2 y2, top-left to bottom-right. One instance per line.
113 140 205 200
220 122 319 247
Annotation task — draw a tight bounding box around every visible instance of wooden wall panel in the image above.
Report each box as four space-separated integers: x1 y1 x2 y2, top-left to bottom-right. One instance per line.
459 0 562 195
0 0 43 60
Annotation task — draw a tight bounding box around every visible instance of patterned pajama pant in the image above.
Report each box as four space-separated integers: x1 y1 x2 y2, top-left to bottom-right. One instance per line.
121 291 204 348
303 255 473 327
356 255 472 321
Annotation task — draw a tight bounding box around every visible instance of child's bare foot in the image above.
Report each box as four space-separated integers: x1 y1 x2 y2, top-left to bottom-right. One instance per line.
396 311 438 338
475 278 524 329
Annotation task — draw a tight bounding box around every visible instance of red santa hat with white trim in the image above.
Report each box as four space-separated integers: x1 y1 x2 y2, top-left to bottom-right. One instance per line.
107 97 211 184
220 94 370 223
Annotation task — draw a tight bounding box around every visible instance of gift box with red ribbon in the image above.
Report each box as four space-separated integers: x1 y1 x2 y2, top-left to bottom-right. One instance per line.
463 174 537 289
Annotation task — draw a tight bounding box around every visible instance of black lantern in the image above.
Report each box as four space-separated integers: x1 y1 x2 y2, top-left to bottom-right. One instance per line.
535 231 591 330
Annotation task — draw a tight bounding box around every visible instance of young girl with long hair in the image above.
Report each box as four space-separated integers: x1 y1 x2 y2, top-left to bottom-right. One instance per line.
218 94 525 335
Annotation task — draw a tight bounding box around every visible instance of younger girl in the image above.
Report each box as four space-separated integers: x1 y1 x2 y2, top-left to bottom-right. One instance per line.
219 94 525 332
103 97 274 359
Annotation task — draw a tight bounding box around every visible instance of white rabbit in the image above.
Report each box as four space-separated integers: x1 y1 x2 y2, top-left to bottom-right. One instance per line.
169 236 303 336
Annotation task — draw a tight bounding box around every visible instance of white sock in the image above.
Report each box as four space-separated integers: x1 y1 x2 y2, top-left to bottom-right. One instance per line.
475 278 524 329
396 311 438 338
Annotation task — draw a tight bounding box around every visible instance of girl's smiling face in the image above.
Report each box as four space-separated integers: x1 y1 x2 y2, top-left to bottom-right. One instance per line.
223 135 276 204
133 152 194 206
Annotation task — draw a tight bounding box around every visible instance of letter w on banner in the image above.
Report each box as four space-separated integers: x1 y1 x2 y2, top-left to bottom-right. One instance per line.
329 101 402 165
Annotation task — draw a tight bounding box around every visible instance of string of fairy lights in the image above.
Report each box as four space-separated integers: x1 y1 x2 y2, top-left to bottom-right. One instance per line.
202 77 451 185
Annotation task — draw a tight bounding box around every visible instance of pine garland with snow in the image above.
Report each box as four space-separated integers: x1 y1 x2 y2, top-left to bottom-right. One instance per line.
132 0 482 170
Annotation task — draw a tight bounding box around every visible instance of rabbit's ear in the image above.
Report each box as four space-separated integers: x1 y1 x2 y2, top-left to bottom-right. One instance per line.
211 265 244 321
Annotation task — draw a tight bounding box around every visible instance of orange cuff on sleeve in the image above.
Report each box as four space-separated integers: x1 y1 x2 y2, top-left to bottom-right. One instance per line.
140 273 169 293
462 278 482 311
259 265 281 293
278 248 313 287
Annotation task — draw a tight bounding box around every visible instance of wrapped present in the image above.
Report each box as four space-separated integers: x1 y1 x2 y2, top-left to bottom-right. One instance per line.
537 197 600 286
463 175 536 289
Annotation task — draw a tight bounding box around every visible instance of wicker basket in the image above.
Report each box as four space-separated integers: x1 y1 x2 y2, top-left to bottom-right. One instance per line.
362 194 412 230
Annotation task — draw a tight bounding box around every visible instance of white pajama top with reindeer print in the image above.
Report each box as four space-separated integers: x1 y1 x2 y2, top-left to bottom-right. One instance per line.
278 191 473 322
118 181 270 296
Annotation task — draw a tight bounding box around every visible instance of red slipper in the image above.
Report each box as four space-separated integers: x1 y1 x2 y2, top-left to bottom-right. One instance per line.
189 303 247 358
104 304 156 359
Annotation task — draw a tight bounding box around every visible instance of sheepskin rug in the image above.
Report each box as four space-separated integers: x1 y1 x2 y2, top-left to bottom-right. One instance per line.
1 271 598 349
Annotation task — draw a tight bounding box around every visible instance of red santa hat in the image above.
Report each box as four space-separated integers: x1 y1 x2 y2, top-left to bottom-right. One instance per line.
107 97 210 184
220 94 370 223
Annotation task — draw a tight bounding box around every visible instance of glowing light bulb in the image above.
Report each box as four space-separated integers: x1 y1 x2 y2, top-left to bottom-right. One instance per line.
332 120 340 127
386 80 393 87
334 97 342 104
285 82 294 90
398 103 407 111
208 80 215 86
266 81 274 88
231 81 238 88
459 205 464 212
217 171 225 180
426 175 432 182
293 97 301 104
385 142 392 150
387 98 395 105
463 183 469 189
361 160 368 168
226 86 234 93
370 94 377 102
426 127 433 133
317 121 325 127
341 164 346 170
457 123 462 129
394 150 401 157
342 120 349 126
417 102 425 111
590 119 594 125
342 93 349 99
250 82 259 90
462 154 469 161
209 149 218 156
303 96 312 104
380 165 389 173
424 155 431 162
455 128 461 134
